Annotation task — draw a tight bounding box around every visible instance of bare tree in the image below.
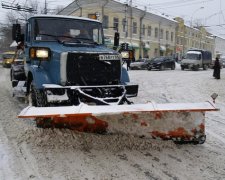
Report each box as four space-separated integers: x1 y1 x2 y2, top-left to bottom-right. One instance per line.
53 5 65 15
0 12 17 50
0 0 39 49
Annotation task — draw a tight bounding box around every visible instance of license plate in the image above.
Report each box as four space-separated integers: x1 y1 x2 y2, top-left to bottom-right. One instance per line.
99 55 120 61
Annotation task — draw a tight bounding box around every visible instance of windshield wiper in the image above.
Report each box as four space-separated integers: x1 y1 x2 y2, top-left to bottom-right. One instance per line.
75 37 100 45
56 35 82 44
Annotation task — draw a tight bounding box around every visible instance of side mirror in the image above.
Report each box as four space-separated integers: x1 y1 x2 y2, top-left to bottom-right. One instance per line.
12 24 24 43
12 80 18 88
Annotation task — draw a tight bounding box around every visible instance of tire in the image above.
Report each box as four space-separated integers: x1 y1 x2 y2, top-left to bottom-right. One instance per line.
171 64 175 70
28 81 47 107
193 65 199 71
28 82 51 128
10 70 13 81
160 64 164 71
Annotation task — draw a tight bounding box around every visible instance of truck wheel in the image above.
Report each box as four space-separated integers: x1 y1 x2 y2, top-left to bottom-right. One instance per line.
193 65 199 71
203 65 208 70
29 82 47 107
181 66 185 70
10 70 13 81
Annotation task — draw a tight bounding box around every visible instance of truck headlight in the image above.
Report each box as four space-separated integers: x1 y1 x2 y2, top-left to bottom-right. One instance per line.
30 47 51 60
36 49 49 58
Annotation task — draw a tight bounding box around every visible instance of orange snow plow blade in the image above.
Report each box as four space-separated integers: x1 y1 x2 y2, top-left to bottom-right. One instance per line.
18 101 218 144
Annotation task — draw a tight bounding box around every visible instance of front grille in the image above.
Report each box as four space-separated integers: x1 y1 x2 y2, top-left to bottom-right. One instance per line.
66 53 121 86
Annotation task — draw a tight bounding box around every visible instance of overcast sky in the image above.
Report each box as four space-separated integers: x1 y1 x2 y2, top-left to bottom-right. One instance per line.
0 0 225 38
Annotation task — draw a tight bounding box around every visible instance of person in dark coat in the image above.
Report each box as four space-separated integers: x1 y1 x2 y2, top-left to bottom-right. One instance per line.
213 57 221 79
126 59 131 71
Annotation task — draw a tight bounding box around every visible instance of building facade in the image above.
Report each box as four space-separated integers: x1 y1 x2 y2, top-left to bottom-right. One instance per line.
174 17 215 59
58 0 215 60
214 36 225 57
58 0 177 59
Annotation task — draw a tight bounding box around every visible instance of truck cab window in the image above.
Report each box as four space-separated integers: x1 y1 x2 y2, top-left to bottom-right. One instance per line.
33 18 104 44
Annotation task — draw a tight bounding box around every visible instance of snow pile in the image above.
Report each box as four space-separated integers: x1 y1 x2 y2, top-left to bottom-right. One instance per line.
1 67 225 179
17 128 176 152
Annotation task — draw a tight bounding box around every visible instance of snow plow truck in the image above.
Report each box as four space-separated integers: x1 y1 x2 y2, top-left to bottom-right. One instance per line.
14 15 218 144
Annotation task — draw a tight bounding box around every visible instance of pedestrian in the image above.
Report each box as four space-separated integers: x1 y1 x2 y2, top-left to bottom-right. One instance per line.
126 59 131 71
213 57 221 79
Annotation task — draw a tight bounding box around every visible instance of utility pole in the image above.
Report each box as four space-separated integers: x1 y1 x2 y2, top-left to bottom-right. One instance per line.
139 6 146 58
124 1 128 38
44 0 47 14
158 21 161 56
102 0 110 23
129 0 133 44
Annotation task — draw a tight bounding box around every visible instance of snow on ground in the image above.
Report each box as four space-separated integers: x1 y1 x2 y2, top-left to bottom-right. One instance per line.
0 64 225 180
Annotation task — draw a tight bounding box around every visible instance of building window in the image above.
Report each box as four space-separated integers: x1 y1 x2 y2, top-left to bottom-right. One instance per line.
171 32 174 42
102 15 109 29
147 26 151 36
133 22 137 34
113 17 119 31
122 18 126 32
160 29 163 39
155 27 158 38
142 24 145 36
166 31 169 40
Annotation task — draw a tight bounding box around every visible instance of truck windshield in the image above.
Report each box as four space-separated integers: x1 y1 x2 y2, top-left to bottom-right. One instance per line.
34 18 104 45
186 53 201 60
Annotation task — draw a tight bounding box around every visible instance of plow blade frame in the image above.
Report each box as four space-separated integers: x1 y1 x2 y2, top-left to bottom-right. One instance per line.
18 101 218 144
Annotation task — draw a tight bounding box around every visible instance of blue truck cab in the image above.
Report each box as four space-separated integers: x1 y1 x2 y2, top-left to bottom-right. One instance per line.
13 15 138 106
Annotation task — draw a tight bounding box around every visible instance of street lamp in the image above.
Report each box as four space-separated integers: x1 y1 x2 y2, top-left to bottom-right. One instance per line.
191 6 204 27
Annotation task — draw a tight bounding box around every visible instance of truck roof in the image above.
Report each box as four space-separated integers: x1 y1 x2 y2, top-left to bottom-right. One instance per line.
29 15 100 23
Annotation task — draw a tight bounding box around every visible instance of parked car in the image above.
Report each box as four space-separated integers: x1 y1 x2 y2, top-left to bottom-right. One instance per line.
10 52 26 81
2 51 15 68
147 56 175 71
129 58 152 70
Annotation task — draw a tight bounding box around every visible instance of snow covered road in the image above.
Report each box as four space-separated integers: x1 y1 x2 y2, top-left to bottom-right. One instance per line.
0 65 225 180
